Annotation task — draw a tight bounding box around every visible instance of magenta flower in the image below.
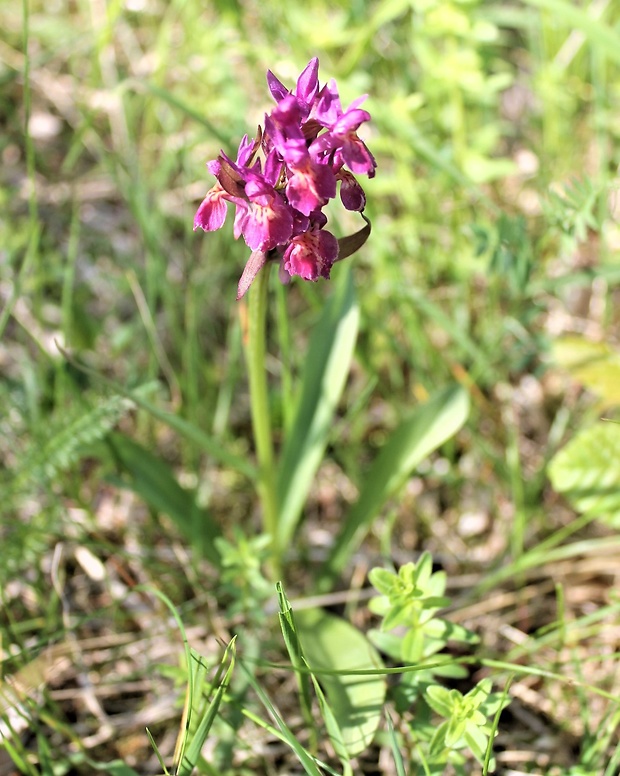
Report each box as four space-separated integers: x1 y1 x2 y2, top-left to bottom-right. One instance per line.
193 137 256 234
236 181 293 252
266 98 336 216
267 57 320 119
282 226 339 281
193 182 229 232
193 58 375 299
311 82 377 177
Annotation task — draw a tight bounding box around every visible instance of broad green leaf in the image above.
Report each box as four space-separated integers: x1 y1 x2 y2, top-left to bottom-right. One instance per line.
402 627 425 663
548 423 620 523
368 567 397 596
425 685 455 718
446 717 467 748
106 432 221 563
322 385 470 584
432 663 470 680
425 618 480 645
552 335 620 407
366 629 404 662
468 678 492 704
429 720 450 756
295 608 386 757
414 552 434 588
277 268 360 547
464 723 489 764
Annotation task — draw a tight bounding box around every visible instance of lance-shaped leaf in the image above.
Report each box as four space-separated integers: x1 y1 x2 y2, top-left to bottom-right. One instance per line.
106 432 221 565
295 608 386 757
276 267 359 547
321 385 470 586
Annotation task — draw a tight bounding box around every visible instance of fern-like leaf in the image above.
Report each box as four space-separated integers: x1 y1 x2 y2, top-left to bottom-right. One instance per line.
8 393 135 495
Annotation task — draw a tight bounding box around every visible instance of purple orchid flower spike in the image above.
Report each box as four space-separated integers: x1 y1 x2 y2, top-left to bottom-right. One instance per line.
193 57 375 299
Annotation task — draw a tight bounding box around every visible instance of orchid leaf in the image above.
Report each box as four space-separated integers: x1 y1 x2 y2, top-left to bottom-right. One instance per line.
277 267 359 547
106 433 221 564
296 608 386 757
322 384 470 585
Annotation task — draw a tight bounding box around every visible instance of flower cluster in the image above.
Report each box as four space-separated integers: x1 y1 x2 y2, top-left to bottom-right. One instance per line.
193 58 375 299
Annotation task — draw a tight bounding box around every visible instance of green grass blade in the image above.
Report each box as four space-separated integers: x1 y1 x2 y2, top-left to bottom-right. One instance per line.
57 350 256 479
604 720 620 776
385 710 407 776
277 267 360 546
0 737 36 776
176 641 236 776
522 0 620 67
84 759 141 775
145 727 170 776
322 384 470 584
482 676 512 775
171 649 209 774
308 669 352 774
276 583 314 735
130 392 256 480
141 80 230 144
238 660 324 776
107 432 221 564
403 288 494 382
36 734 56 776
137 587 195 773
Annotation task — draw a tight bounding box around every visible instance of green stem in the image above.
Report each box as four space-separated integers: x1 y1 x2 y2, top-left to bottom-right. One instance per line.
245 263 280 576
